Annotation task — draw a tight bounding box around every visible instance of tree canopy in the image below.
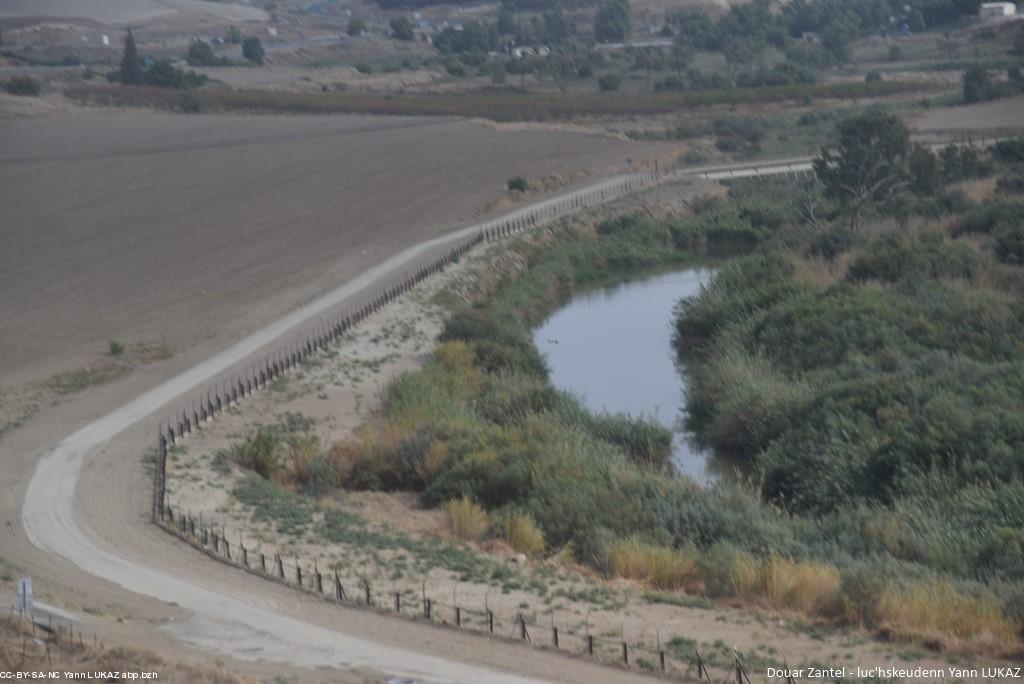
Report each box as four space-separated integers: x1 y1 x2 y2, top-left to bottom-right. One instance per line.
813 111 912 228
242 36 265 64
594 0 629 42
120 30 143 85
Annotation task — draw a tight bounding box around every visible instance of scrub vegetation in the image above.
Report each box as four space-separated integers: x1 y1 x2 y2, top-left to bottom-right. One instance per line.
223 114 1024 655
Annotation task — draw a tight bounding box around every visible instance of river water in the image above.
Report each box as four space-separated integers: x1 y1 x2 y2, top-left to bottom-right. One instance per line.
534 268 724 483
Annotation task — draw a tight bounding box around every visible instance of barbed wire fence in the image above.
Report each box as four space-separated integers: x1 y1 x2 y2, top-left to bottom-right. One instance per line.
156 500 748 681
4 602 114 669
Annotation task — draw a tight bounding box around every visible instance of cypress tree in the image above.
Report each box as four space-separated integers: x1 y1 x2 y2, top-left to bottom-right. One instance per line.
121 30 143 85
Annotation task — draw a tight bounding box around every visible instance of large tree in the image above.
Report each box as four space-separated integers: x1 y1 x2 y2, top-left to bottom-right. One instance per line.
390 16 415 41
120 30 143 85
594 0 629 43
813 111 912 230
242 36 265 64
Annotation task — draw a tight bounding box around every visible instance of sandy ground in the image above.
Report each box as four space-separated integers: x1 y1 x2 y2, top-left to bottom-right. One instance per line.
0 0 267 25
0 110 667 389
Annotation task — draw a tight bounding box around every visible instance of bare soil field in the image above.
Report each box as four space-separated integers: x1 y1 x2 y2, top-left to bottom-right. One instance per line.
913 95 1024 135
0 111 669 387
0 0 267 25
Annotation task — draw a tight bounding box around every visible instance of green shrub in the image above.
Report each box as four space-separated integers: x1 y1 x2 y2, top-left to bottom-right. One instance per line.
507 176 529 192
994 224 1024 265
597 73 621 91
2 76 40 96
242 36 264 64
232 426 282 479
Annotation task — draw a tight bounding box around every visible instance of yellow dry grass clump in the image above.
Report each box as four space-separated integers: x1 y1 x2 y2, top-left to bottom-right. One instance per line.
444 496 490 541
728 553 840 614
608 538 701 591
878 580 1019 650
506 513 545 557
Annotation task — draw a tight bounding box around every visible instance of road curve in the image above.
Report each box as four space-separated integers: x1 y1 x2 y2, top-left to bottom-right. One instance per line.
20 173 663 683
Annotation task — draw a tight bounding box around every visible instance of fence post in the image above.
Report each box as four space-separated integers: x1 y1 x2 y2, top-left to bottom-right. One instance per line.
394 592 401 613
659 649 666 673
424 598 432 620
552 626 559 648
364 580 372 606
296 563 302 587
455 606 461 627
697 649 710 682
315 565 323 594
587 634 594 656
622 642 628 665
276 555 284 579
734 652 751 684
487 610 494 634
335 572 345 601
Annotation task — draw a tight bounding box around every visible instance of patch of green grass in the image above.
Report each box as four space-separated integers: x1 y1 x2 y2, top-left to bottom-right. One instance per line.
233 475 315 535
320 509 499 581
643 591 712 610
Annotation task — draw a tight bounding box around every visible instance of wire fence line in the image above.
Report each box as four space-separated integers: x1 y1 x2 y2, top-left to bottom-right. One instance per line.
4 603 113 667
156 501 753 681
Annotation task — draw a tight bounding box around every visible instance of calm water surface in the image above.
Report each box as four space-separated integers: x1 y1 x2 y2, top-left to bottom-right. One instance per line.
534 268 724 482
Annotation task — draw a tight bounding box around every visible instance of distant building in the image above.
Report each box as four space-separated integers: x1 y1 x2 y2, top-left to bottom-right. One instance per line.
512 45 550 58
979 2 1016 19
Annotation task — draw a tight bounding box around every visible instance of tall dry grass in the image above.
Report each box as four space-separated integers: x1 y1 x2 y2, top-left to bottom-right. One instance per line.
505 513 545 557
444 496 490 541
878 580 1020 651
608 538 702 591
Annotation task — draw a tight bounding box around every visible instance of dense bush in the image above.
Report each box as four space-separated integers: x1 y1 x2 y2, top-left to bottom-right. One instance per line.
679 192 1024 539
186 40 232 67
2 76 40 96
242 36 264 64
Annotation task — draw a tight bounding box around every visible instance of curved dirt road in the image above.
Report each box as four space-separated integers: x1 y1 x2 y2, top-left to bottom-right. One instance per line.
17 176 662 683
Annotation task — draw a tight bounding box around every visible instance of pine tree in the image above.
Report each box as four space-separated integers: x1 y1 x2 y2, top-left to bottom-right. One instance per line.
121 30 143 85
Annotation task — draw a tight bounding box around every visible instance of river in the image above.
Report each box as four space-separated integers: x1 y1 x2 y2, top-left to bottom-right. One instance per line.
534 268 726 482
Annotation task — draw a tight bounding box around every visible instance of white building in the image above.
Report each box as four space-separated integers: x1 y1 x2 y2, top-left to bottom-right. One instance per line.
979 2 1016 19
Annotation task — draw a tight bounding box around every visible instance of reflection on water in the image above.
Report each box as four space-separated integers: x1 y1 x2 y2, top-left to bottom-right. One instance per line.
534 268 725 483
